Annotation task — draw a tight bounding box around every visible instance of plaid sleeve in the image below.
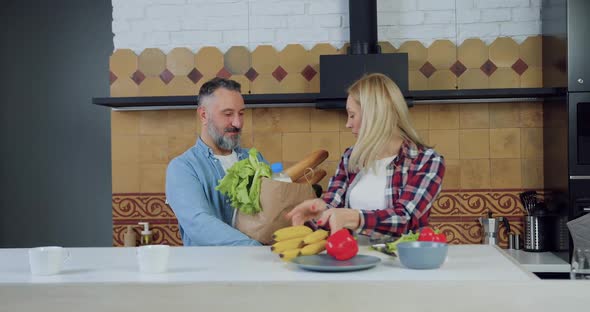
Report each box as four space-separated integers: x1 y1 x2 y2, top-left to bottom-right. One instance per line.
360 149 445 236
321 148 353 209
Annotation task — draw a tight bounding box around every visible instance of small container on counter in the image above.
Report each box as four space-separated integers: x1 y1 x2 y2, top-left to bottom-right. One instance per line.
508 233 521 250
524 215 554 252
138 222 152 245
123 225 137 247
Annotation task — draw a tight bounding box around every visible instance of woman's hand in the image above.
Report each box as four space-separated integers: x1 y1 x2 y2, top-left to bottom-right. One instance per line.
286 198 361 234
317 208 361 234
286 198 327 226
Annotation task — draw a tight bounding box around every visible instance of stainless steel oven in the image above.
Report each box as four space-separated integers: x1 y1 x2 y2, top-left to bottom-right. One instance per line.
568 93 590 176
570 179 590 218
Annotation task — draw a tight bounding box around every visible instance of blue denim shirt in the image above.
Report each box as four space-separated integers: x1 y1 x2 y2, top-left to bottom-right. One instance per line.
166 138 264 246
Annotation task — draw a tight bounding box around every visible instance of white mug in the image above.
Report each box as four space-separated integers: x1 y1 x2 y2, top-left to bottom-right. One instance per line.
28 246 70 275
137 245 170 274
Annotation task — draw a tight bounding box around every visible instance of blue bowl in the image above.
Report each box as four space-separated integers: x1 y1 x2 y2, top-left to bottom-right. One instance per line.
396 241 448 269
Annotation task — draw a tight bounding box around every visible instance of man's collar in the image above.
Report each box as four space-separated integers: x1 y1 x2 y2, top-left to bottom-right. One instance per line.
196 137 215 157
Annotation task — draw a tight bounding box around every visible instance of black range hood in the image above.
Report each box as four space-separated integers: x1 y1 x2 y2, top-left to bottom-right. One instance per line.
317 0 409 108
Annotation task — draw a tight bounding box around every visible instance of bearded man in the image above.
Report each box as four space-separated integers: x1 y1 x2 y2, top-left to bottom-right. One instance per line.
166 78 266 246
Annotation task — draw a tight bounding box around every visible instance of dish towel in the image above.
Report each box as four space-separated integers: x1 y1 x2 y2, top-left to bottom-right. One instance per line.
567 213 590 250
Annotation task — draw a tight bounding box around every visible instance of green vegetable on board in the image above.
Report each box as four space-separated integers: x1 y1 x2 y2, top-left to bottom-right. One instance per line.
215 148 271 215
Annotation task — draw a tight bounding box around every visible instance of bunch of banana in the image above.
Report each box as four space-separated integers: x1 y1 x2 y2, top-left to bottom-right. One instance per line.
271 226 329 261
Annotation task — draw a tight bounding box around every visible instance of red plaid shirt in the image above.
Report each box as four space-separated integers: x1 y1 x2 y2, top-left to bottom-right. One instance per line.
322 140 445 237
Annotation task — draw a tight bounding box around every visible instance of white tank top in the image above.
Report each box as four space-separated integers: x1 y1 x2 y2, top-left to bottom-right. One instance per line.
214 151 238 172
348 155 396 246
349 155 396 211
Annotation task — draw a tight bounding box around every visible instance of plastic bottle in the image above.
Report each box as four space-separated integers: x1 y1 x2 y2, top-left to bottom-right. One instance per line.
123 225 137 247
270 162 292 182
138 222 152 245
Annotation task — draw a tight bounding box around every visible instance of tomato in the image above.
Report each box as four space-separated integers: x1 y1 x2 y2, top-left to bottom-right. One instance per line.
432 232 447 243
326 229 358 261
418 227 436 242
418 227 447 243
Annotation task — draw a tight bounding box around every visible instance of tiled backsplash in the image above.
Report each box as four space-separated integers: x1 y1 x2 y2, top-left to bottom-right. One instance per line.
112 103 543 193
110 38 544 246
113 190 527 248
110 37 542 96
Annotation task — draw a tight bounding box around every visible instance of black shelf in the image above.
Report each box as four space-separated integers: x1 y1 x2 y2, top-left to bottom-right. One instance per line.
92 87 566 110
408 87 565 101
92 93 317 109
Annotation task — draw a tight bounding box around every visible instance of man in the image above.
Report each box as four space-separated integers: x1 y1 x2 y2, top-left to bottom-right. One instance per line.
166 78 264 246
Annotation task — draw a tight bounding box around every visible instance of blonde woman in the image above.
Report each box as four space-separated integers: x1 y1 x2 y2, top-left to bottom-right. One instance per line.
287 73 445 243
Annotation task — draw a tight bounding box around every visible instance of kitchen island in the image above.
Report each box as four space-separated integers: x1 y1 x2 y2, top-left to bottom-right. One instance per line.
1 245 588 311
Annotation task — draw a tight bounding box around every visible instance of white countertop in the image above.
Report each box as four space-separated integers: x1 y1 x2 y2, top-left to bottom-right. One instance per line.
3 245 590 312
504 249 571 273
0 245 534 284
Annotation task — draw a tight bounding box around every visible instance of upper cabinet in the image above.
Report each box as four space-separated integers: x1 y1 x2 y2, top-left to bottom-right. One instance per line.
568 0 590 92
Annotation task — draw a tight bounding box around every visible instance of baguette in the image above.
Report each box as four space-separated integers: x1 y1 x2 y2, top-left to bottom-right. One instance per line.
284 150 329 182
295 169 327 185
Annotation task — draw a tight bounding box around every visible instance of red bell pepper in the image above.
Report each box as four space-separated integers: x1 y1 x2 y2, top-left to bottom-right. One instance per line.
326 229 358 261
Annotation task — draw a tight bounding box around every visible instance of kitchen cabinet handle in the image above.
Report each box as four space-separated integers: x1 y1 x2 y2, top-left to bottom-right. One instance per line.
570 176 590 180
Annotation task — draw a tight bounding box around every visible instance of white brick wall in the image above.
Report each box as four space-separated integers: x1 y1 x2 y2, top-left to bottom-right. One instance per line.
112 0 542 53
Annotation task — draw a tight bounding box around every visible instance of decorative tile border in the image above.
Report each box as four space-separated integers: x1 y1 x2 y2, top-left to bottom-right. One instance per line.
429 221 524 248
112 194 181 246
113 47 530 85
113 195 174 219
113 224 181 247
431 189 533 216
110 37 550 96
113 189 538 247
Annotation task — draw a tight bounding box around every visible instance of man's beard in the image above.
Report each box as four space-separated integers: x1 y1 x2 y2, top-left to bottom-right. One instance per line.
207 120 241 151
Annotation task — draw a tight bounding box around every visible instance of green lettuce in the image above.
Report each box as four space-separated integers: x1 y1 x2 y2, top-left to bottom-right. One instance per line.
215 148 271 215
385 231 420 253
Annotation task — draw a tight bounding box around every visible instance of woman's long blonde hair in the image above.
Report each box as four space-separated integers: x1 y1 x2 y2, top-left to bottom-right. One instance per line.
347 73 428 172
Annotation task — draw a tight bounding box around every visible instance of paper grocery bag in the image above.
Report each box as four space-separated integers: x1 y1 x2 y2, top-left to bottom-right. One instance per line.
235 178 316 245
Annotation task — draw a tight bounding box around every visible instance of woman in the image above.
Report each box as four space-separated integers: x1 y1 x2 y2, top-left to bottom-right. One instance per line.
286 73 445 243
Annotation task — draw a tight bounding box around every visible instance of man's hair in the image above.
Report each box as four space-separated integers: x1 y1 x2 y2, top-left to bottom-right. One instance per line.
197 77 241 107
